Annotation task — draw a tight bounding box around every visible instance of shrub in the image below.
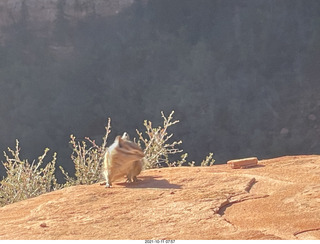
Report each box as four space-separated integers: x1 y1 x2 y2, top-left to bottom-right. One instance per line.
0 140 60 206
59 118 111 186
136 111 215 168
200 152 215 166
0 112 215 207
136 111 186 169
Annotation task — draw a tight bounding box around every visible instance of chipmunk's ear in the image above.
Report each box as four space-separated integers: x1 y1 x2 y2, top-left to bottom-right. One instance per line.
122 132 129 140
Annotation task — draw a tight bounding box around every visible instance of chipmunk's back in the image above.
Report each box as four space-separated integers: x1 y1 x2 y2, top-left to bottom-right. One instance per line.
103 133 144 187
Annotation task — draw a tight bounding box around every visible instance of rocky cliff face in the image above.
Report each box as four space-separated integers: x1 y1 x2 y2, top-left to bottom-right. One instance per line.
0 0 133 42
1 0 320 180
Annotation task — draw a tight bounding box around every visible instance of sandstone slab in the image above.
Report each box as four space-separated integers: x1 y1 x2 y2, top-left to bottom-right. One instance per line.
0 155 319 240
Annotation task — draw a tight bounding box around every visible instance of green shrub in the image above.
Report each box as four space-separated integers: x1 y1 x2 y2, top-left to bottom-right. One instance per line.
0 140 60 206
59 118 111 186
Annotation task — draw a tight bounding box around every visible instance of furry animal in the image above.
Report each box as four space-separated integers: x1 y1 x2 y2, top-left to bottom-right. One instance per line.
102 132 144 187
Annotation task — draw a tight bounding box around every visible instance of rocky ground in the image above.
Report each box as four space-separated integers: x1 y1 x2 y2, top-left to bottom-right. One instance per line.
0 155 319 240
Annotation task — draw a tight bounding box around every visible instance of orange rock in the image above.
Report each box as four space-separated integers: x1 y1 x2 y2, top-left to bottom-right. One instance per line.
0 155 320 240
40 223 47 228
227 157 258 169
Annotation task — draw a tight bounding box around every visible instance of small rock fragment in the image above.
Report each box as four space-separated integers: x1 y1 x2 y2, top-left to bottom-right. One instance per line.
244 178 256 192
227 157 258 169
40 223 47 228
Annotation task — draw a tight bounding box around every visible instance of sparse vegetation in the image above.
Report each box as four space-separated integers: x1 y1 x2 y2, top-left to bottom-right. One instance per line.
200 153 215 166
136 111 215 168
136 111 184 169
0 140 60 207
59 118 111 186
0 112 214 207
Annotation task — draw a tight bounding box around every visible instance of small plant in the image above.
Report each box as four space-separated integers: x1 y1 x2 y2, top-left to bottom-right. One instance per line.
169 152 215 167
167 152 189 167
136 111 184 169
60 118 111 186
0 112 216 207
136 111 215 169
200 153 215 166
0 140 60 207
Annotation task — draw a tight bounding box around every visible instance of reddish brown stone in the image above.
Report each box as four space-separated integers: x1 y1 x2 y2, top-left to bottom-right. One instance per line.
227 157 258 169
0 155 320 240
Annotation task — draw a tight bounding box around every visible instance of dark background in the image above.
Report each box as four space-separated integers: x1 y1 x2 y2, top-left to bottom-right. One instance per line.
1 0 320 181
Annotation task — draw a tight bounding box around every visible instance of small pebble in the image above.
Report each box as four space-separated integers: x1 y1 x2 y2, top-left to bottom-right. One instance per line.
40 223 47 228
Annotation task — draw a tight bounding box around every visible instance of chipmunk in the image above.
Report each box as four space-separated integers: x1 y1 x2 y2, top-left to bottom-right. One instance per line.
102 132 144 187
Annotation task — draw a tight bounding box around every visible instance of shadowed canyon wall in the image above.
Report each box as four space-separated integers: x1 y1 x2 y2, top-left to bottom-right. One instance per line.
1 0 320 180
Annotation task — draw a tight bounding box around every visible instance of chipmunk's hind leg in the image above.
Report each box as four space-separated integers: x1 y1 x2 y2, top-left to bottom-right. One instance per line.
126 173 133 183
127 174 139 183
132 176 139 182
126 172 139 183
